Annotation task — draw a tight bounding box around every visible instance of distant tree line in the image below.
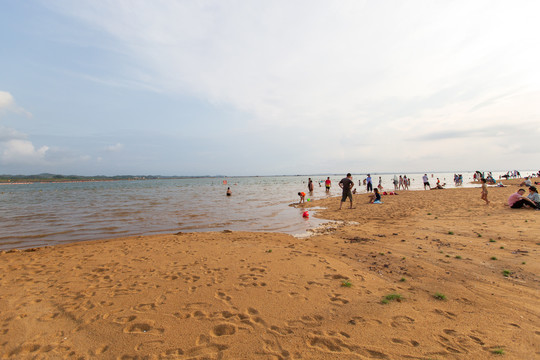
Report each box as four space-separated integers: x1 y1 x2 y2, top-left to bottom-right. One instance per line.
0 174 213 183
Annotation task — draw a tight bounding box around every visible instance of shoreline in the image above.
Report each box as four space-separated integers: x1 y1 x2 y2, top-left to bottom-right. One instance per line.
2 177 537 253
1 180 539 359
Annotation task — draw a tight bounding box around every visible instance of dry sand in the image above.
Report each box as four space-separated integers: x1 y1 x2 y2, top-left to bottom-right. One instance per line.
1 179 539 359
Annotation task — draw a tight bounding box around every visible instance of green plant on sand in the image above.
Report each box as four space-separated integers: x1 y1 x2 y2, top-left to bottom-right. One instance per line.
433 292 446 300
381 293 402 304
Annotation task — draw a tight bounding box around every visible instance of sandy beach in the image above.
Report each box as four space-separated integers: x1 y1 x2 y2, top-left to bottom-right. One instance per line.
1 180 539 359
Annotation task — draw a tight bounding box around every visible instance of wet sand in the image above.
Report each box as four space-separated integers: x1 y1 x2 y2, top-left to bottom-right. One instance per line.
0 179 539 359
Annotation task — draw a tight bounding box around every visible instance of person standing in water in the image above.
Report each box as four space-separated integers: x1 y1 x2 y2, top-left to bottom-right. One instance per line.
226 187 232 196
325 177 331 192
308 178 314 193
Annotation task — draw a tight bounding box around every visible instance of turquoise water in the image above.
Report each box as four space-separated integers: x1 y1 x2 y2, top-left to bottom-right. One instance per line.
0 171 534 250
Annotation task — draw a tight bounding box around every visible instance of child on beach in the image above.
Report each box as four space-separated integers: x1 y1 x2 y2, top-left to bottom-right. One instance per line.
368 188 381 203
480 178 489 205
298 192 306 204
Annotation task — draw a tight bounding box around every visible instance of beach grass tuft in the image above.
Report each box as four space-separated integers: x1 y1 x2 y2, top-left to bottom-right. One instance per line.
489 239 496 242
448 231 454 235
502 270 512 277
433 292 446 300
491 348 505 355
399 277 406 282
490 256 497 260
341 280 352 288
455 255 462 259
381 293 402 304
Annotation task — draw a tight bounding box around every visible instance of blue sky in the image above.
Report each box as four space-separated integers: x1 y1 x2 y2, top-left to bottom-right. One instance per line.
1 1 539 176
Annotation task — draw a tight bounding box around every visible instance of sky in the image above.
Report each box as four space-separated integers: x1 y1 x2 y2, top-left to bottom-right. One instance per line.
1 0 539 176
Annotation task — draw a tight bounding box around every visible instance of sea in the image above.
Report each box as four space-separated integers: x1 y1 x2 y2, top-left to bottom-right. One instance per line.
0 170 535 250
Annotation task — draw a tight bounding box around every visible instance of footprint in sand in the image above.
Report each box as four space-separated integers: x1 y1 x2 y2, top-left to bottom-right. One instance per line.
328 293 350 305
433 308 457 319
468 335 485 345
89 345 110 356
211 323 237 337
308 335 389 359
215 291 233 306
348 316 382 326
160 348 184 356
269 325 294 336
287 315 324 328
123 321 164 335
135 339 164 351
113 315 137 324
261 336 291 359
390 315 415 328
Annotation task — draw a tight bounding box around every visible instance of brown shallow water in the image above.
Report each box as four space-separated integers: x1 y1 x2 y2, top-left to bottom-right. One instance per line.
0 171 531 250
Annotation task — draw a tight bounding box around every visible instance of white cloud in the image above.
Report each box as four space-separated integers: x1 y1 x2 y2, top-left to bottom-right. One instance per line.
105 143 124 151
36 1 540 173
1 139 49 164
45 1 540 129
0 91 32 117
0 91 16 110
0 92 48 166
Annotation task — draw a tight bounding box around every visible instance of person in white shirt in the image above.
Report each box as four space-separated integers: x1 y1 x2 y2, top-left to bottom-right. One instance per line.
422 174 431 190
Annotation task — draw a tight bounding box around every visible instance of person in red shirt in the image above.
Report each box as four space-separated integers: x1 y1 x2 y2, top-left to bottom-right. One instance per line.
325 177 331 192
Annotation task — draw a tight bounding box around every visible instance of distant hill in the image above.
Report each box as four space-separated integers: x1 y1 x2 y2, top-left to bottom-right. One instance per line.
0 174 211 183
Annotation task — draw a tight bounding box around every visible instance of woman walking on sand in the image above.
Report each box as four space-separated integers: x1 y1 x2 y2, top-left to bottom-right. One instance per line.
480 178 490 205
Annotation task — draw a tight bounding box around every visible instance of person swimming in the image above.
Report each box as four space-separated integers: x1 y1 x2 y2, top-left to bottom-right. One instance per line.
226 187 232 196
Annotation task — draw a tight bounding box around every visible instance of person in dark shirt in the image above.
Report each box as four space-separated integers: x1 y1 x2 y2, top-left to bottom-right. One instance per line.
339 173 354 210
368 188 381 203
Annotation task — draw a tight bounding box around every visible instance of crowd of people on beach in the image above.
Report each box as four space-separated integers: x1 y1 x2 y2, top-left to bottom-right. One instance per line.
293 171 540 212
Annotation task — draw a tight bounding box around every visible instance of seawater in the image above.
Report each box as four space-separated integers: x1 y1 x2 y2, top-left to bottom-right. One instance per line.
0 171 533 250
